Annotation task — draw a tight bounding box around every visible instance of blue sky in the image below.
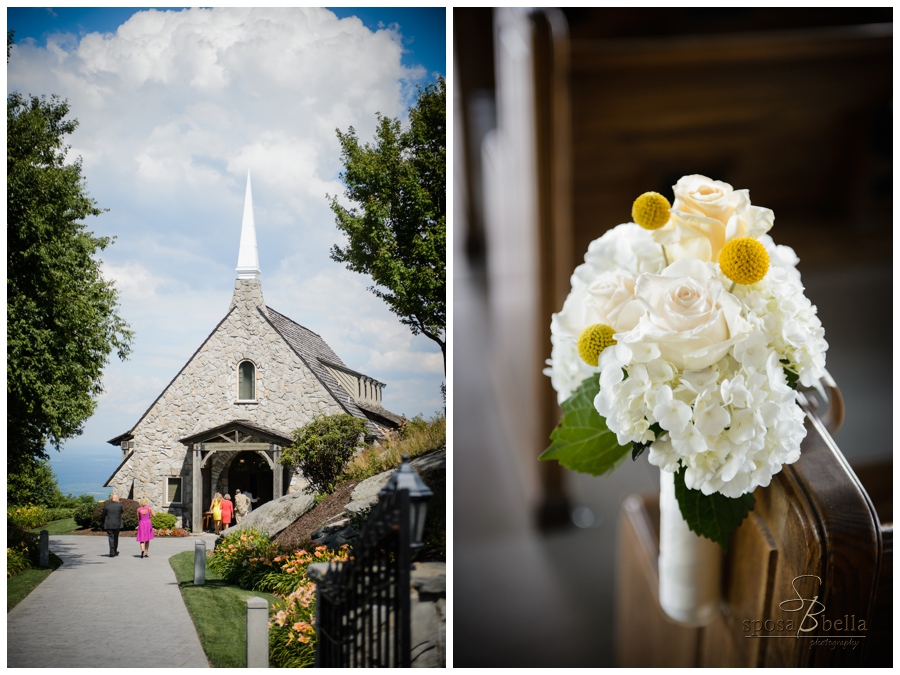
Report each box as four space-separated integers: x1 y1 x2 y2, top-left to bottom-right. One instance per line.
7 7 447 497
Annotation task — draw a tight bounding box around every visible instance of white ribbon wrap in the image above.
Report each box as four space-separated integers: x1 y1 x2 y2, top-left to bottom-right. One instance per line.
658 469 722 626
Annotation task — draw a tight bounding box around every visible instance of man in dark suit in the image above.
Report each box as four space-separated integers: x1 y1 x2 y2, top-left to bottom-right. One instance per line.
101 494 125 557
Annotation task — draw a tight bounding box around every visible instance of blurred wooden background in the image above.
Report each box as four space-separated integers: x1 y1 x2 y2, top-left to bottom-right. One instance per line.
455 7 892 526
459 8 892 265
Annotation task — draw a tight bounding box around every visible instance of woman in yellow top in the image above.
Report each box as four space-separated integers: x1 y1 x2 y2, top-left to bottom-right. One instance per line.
209 492 224 535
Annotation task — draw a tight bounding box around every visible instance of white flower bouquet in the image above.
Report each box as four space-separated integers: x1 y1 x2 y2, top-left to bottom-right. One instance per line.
541 176 828 620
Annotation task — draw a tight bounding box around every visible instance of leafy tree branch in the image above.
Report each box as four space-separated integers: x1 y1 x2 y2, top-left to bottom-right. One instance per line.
329 78 446 372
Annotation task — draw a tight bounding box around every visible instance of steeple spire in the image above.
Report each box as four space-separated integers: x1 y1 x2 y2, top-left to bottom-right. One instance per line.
236 171 260 280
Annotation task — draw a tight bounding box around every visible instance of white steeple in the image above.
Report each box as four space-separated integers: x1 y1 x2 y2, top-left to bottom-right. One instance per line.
236 171 260 280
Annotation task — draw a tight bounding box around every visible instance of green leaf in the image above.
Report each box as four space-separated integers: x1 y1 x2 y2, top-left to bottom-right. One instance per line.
539 376 631 475
631 423 663 461
329 77 446 372
673 465 754 551
780 359 799 389
631 442 648 461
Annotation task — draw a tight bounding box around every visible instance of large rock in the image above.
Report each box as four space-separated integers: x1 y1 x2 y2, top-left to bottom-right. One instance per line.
343 448 446 516
225 491 316 538
411 562 447 667
313 448 447 549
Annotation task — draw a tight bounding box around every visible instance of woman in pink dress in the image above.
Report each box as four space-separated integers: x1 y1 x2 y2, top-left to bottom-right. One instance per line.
136 497 155 558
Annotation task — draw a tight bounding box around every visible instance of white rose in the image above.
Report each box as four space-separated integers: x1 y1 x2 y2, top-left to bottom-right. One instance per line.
547 269 643 403
620 258 751 370
554 270 642 339
652 175 774 263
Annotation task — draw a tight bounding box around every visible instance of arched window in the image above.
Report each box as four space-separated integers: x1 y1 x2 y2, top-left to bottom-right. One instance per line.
237 360 256 401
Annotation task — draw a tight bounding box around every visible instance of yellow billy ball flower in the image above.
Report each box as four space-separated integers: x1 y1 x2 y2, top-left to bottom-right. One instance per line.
577 324 617 366
719 237 770 286
632 191 671 230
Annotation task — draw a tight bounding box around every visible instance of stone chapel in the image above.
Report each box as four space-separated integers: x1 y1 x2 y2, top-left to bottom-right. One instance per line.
104 174 404 533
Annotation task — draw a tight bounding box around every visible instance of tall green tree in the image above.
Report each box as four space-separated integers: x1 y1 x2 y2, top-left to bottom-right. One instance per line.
329 77 446 372
7 459 71 508
7 91 133 474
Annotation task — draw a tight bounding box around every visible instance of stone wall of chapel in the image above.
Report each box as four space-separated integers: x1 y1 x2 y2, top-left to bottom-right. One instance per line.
112 299 346 518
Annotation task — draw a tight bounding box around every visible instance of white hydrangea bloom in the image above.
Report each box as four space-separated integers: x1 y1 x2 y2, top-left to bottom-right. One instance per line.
730 262 828 388
545 224 665 403
598 339 807 498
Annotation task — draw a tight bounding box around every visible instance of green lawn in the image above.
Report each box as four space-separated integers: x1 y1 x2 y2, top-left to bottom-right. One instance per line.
7 552 63 612
28 518 78 535
169 550 279 668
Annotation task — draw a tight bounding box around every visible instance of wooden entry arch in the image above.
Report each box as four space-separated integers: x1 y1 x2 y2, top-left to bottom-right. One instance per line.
180 420 293 534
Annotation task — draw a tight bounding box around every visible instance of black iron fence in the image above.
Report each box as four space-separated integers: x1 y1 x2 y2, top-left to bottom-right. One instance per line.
315 456 431 667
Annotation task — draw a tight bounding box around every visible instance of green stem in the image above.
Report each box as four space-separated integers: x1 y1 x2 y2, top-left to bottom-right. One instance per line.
729 281 736 293
661 245 669 267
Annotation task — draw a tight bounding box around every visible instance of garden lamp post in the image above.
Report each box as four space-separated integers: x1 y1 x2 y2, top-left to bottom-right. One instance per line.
380 453 433 549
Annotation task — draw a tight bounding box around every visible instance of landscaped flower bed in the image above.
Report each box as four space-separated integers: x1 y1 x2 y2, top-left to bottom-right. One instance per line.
7 521 39 578
155 528 190 537
7 546 31 578
8 505 48 531
207 528 349 667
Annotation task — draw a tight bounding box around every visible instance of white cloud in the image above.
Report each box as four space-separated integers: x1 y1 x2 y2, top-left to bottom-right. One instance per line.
266 263 443 379
8 8 445 481
364 349 443 376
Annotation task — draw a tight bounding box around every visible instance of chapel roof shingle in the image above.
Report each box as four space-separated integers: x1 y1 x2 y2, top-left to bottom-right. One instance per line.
263 306 405 432
264 306 366 419
354 400 407 427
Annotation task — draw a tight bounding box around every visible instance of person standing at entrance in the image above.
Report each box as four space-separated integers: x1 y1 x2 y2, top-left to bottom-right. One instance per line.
136 498 155 558
234 489 249 524
244 491 259 513
101 494 124 558
209 493 223 535
221 494 234 531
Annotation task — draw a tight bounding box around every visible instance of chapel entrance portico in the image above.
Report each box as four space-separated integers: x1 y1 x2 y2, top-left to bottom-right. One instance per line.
229 451 276 504
179 420 293 534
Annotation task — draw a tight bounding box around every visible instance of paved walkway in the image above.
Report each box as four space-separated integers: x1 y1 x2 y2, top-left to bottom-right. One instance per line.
8 533 220 668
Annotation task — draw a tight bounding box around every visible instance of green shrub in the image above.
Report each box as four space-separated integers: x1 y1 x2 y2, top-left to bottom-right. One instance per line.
281 414 368 495
7 521 40 567
151 513 177 529
208 528 280 589
73 497 96 528
7 545 30 578
7 504 48 530
341 413 445 484
43 507 76 523
90 498 140 530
